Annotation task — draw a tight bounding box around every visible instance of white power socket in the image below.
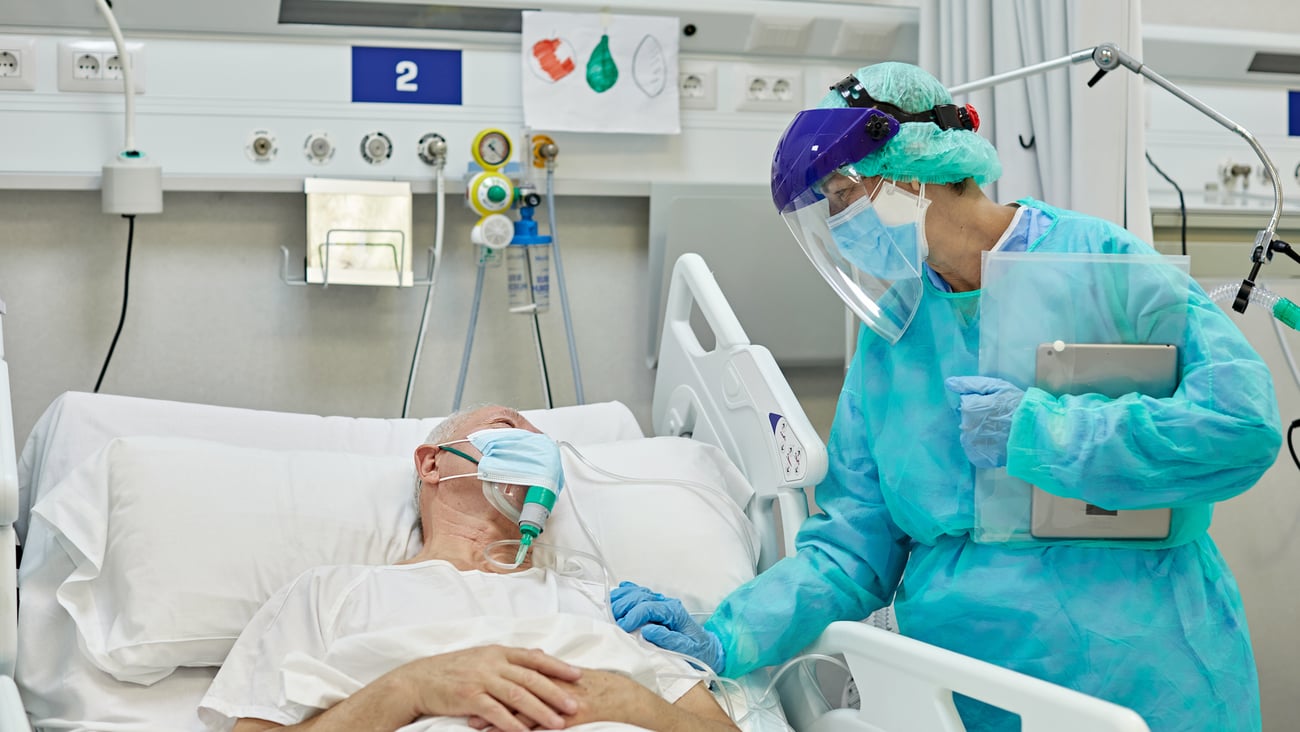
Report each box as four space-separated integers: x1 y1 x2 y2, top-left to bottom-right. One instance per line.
0 36 37 91
736 65 803 113
58 40 146 93
679 64 717 111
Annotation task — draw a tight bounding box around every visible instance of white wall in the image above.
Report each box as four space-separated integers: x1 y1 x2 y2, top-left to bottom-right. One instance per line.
0 190 655 445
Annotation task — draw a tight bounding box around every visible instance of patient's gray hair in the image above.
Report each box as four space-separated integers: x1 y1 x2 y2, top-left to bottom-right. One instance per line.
412 403 500 510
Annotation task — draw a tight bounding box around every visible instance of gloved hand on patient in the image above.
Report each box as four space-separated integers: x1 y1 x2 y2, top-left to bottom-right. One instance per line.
945 376 1025 469
611 581 726 675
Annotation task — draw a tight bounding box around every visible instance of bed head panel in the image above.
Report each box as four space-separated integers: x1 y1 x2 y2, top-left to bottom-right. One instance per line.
653 253 827 570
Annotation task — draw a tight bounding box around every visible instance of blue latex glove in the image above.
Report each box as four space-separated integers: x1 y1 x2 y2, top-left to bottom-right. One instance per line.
610 581 726 674
945 376 1025 469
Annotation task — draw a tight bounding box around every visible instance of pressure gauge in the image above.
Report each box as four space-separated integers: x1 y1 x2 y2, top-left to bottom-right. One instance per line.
472 129 512 170
467 171 515 216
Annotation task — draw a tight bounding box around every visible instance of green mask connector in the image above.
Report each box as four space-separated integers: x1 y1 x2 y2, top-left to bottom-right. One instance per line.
515 485 558 566
1274 297 1300 332
515 527 537 566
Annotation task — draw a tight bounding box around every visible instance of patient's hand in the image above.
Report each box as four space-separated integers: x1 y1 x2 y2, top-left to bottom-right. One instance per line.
466 669 653 730
390 645 583 732
555 669 660 727
467 670 738 732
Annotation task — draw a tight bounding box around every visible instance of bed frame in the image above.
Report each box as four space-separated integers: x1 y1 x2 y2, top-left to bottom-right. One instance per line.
0 258 1149 731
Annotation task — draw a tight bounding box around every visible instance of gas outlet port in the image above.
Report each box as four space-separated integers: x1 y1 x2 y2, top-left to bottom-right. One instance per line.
246 130 278 163
418 132 447 166
304 131 335 165
361 131 393 165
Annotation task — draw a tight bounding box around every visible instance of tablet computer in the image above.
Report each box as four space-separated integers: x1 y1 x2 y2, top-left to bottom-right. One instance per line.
1029 342 1178 540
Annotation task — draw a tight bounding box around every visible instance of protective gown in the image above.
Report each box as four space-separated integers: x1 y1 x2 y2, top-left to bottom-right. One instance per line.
705 199 1282 731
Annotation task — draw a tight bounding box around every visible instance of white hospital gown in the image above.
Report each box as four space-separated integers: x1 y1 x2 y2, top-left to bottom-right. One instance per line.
198 560 703 731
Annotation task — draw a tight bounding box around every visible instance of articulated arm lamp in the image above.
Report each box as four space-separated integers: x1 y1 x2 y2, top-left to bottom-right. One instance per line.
948 43 1299 317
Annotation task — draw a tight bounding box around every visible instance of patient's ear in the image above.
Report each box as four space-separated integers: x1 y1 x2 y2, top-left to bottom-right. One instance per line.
414 444 439 481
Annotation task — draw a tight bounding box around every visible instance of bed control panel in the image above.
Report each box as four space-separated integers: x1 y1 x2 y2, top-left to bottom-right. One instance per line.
769 413 806 482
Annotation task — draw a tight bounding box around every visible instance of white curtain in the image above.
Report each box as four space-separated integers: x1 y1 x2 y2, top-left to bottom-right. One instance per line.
920 0 1152 241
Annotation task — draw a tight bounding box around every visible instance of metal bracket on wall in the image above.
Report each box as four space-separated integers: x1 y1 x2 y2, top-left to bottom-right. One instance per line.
279 229 434 287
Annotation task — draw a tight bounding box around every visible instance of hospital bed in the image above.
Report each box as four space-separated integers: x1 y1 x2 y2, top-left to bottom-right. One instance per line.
0 255 1148 731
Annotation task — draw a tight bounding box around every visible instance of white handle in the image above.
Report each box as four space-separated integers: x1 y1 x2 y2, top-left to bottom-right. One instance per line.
807 622 1150 732
665 253 750 351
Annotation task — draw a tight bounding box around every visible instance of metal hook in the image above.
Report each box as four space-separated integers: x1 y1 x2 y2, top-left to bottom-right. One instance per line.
1018 134 1035 149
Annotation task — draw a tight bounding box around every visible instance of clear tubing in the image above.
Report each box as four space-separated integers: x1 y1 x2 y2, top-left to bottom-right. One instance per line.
545 168 585 404
741 653 851 717
482 538 616 625
559 474 612 572
557 441 759 568
1208 282 1281 310
487 477 745 722
403 166 446 418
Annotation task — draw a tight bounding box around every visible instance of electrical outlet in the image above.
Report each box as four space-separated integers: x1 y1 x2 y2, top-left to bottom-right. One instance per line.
0 36 37 91
736 65 803 113
57 40 146 93
678 64 717 111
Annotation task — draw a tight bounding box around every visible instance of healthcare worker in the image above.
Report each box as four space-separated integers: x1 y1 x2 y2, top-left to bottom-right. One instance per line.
613 62 1282 731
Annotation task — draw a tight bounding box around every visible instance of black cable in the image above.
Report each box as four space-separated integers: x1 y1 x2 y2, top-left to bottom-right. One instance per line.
1145 151 1186 256
1288 419 1299 472
94 214 135 393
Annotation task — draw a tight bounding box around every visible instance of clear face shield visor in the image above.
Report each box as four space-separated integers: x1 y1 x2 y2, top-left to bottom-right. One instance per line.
780 171 931 344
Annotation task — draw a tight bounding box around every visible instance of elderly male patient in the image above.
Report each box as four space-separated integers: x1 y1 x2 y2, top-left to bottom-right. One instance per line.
198 405 737 732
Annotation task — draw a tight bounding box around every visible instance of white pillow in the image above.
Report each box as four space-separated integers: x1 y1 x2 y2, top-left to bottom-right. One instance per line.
34 437 423 685
550 437 758 613
30 435 757 686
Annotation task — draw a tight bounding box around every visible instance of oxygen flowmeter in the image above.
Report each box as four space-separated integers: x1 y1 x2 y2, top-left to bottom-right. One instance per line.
455 127 577 413
467 128 516 251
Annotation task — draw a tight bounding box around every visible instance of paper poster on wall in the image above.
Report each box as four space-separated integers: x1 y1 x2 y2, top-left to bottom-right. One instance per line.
522 11 680 134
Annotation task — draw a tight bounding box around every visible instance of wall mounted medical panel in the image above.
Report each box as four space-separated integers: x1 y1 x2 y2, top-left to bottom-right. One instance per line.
0 34 901 194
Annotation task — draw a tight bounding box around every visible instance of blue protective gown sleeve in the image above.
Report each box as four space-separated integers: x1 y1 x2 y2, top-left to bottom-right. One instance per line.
704 355 909 677
1007 228 1283 510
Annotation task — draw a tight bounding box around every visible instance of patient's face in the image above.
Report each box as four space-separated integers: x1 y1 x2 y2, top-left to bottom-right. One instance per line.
457 405 541 440
432 406 543 478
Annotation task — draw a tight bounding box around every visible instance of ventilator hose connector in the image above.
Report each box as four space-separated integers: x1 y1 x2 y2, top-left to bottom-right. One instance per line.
1209 282 1300 332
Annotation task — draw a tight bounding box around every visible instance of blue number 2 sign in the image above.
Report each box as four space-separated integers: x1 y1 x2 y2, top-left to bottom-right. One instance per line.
352 47 462 105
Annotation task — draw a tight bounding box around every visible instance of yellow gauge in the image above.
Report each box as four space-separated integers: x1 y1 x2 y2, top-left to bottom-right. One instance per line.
472 128 513 171
467 171 515 217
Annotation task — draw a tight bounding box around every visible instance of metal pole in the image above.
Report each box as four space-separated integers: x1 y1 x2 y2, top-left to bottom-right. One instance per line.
948 42 1285 284
947 48 1097 95
523 250 554 408
403 165 446 418
452 256 487 412
1102 45 1283 248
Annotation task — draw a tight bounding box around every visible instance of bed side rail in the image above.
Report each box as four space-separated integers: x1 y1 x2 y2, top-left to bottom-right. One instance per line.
652 253 826 571
0 303 16 679
790 622 1149 732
